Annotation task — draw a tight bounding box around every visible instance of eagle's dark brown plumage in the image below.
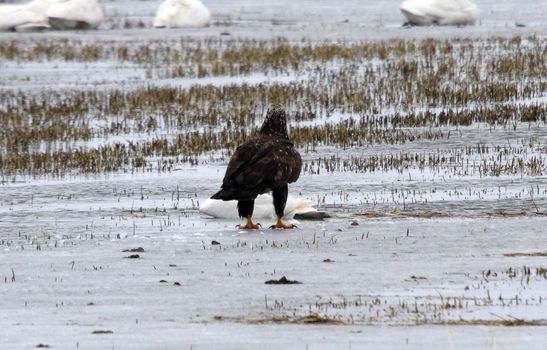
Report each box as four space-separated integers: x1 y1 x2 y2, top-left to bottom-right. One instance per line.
211 106 302 229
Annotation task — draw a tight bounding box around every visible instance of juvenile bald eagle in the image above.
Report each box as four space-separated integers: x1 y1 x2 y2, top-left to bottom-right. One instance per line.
211 106 302 229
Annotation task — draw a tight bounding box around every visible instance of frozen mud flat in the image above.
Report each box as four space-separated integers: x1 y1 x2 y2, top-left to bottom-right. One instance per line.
1 166 546 349
1 0 547 349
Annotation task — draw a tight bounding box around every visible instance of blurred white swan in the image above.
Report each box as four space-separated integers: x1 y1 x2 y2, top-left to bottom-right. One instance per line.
200 194 317 220
46 0 104 30
400 0 478 26
0 0 54 32
154 0 211 28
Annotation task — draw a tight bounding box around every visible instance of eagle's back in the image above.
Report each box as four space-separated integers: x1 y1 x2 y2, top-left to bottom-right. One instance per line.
211 135 301 201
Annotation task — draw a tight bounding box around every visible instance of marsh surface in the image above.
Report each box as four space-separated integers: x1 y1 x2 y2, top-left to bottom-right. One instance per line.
1 1 546 349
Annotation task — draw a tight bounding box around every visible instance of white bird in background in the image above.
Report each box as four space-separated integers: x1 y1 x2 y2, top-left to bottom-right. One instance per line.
400 0 478 26
46 0 104 30
0 0 103 32
200 194 317 220
154 0 211 28
0 0 54 32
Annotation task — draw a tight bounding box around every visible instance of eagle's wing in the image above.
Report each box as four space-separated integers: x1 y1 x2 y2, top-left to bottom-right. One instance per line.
213 138 301 200
233 139 301 189
222 139 263 183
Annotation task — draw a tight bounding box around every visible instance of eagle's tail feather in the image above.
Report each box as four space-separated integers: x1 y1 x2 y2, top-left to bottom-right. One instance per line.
210 190 226 200
211 187 239 201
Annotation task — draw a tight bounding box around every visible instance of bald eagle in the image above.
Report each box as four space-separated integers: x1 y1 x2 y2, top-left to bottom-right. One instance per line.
211 106 302 229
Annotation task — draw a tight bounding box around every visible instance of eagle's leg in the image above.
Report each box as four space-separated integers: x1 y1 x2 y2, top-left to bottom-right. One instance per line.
270 185 296 229
237 199 261 230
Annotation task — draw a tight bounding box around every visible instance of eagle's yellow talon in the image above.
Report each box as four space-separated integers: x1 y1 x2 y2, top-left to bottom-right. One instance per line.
269 218 296 229
238 217 261 230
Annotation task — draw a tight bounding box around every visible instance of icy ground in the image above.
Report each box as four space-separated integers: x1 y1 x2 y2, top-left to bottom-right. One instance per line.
1 0 547 349
1 165 546 349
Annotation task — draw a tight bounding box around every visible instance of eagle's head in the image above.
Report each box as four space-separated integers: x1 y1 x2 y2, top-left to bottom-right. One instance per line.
259 105 289 140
